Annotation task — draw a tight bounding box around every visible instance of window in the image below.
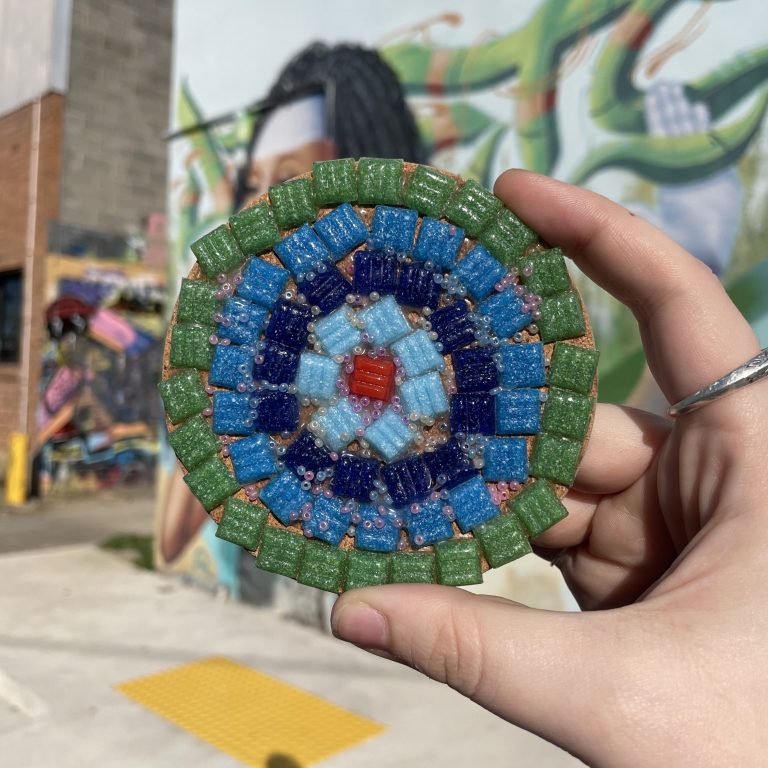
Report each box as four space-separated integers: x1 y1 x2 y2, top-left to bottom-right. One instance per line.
0 270 22 363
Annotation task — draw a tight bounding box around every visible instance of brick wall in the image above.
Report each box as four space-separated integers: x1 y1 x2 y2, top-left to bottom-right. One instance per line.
59 0 173 236
0 94 64 473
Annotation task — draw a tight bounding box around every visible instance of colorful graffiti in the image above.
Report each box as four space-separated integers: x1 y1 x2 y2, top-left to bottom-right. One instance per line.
35 254 166 495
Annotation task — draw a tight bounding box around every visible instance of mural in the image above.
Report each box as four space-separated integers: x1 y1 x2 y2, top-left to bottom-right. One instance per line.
162 0 768 600
35 254 166 495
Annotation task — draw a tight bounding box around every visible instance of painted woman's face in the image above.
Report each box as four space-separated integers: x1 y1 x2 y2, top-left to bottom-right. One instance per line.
242 138 335 207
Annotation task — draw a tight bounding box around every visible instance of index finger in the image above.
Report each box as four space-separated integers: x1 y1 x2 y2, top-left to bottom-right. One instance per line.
493 170 759 408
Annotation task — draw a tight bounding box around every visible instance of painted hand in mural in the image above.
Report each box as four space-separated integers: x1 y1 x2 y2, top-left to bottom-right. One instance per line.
332 171 768 766
631 81 743 275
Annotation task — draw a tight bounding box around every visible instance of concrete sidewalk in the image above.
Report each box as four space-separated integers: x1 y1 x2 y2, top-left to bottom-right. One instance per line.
0 545 581 767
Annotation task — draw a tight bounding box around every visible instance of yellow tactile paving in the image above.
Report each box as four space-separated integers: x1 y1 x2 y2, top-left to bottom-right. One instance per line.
116 656 385 767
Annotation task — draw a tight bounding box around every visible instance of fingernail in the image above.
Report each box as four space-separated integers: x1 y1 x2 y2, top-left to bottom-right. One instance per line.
331 601 388 649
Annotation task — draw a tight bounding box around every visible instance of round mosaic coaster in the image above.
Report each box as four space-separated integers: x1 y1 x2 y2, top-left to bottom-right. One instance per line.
160 159 598 592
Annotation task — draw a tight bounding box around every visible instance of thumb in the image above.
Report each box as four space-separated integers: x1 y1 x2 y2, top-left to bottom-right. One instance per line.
331 584 623 759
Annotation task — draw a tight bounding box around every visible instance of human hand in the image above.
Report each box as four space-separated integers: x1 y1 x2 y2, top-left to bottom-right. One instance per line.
331 170 768 767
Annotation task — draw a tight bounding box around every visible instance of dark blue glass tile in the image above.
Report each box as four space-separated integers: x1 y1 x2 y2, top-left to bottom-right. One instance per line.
380 455 431 508
297 266 351 315
282 429 333 475
252 340 300 385
352 249 398 295
452 347 499 393
249 389 299 433
428 301 475 354
264 300 312 350
450 393 496 435
330 453 380 502
423 438 477 489
396 262 441 310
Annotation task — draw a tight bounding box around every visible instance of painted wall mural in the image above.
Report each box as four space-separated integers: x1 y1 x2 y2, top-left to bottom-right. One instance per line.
162 0 768 601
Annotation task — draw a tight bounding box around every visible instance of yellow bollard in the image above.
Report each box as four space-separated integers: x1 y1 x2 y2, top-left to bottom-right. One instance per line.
4 432 28 507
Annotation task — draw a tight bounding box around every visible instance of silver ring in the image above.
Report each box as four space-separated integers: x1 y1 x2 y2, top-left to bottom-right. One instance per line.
668 347 768 416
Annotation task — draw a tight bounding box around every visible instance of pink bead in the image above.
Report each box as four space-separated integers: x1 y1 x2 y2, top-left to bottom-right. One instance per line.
374 518 385 529
202 407 213 417
208 334 218 345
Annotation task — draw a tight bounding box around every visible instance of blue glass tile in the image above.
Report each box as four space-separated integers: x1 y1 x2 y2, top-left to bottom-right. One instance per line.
297 266 350 315
412 217 464 269
423 438 477 489
264 299 312 350
355 504 402 552
228 433 278 484
359 295 411 348
303 496 348 545
282 429 332 475
381 455 431 508
399 372 448 419
274 224 332 277
449 393 496 435
295 352 340 403
370 206 417 254
212 391 252 435
330 454 380 502
452 245 506 301
259 470 313 525
353 249 398 296
449 475 500 532
209 344 252 390
392 330 444 378
252 340 300 385
314 306 361 357
316 398 364 452
497 342 546 388
496 389 541 435
364 407 416 462
478 288 532 337
396 262 441 310
313 203 368 259
236 257 289 308
250 389 299 433
452 347 499 393
428 301 474 354
407 499 454 547
217 296 268 346
483 437 528 483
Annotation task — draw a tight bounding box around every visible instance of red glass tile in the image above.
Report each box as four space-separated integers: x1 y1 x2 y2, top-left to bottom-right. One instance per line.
349 355 396 402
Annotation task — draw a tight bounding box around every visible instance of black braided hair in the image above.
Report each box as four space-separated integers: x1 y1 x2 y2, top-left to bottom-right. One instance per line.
235 42 426 208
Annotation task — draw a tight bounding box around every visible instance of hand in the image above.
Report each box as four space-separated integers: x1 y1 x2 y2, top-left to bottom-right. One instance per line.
331 170 768 767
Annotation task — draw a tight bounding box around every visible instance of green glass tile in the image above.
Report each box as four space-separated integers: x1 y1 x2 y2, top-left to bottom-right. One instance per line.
538 291 587 343
229 202 280 255
444 179 503 238
357 157 404 205
402 164 458 218
159 370 210 425
216 498 268 550
256 527 306 578
522 248 571 297
474 513 532 567
268 178 317 229
548 343 599 395
479 208 538 267
390 552 435 583
435 538 483 586
312 159 357 205
345 550 391 590
542 387 594 441
183 456 240 511
297 541 347 592
510 479 568 537
529 432 582 487
167 414 219 470
176 278 219 326
191 225 245 278
169 323 214 370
